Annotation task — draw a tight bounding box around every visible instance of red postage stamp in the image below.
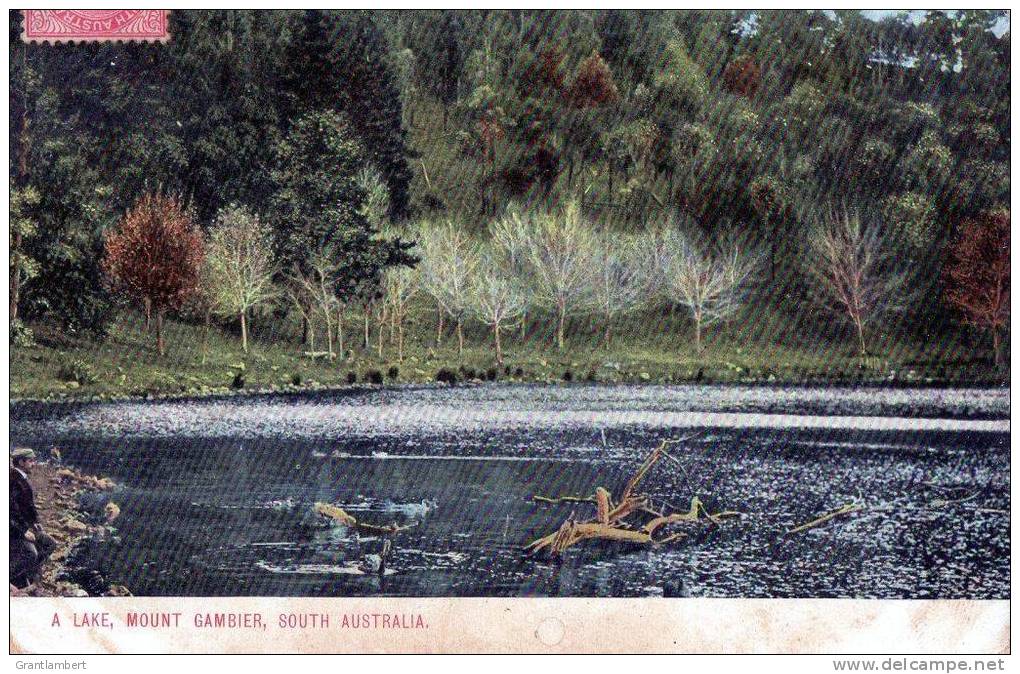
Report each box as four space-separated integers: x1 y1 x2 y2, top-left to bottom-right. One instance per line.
21 10 170 43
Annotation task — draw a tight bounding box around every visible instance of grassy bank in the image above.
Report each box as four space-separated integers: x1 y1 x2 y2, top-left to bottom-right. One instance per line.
10 307 1006 402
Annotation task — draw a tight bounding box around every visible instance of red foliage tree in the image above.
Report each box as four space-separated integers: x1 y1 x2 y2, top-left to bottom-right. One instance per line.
567 53 620 108
103 193 205 355
722 54 762 98
521 46 566 96
944 209 1010 366
477 111 505 165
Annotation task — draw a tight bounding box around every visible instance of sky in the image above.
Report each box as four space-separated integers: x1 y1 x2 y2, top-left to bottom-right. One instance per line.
860 9 1010 37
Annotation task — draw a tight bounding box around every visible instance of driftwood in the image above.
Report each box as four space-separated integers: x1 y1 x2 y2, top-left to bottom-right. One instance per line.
787 503 861 534
526 439 738 557
313 502 418 535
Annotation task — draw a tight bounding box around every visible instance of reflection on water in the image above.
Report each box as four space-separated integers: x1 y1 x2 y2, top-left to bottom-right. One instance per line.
9 384 1010 598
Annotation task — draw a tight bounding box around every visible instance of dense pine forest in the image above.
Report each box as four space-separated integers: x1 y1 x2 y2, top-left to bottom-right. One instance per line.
9 10 1010 398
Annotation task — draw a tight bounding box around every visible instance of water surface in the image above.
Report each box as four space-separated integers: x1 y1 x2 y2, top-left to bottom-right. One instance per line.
10 384 1010 598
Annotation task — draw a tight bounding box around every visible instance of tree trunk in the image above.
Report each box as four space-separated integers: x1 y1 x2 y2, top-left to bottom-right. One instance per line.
993 328 1003 368
363 306 370 350
557 304 566 350
240 310 248 353
144 298 152 332
694 317 702 354
301 314 309 345
604 314 612 350
324 308 334 359
520 311 527 341
494 322 503 364
155 311 165 356
398 310 405 362
10 230 21 322
855 317 867 357
436 309 444 347
11 95 30 322
202 309 211 365
390 302 397 343
377 304 385 359
457 316 464 358
336 307 344 360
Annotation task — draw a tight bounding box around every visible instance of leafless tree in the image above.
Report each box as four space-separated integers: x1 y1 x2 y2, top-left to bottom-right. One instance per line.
805 207 909 356
204 205 278 353
660 224 758 353
383 264 420 362
525 201 596 349
592 230 650 348
417 221 480 356
469 245 528 365
287 246 341 359
490 207 536 340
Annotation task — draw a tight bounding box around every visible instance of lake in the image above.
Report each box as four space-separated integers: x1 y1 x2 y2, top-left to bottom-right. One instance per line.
9 384 1010 598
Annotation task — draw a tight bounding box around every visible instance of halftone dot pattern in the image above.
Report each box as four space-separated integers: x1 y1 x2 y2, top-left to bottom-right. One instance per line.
11 386 1008 598
10 10 1009 601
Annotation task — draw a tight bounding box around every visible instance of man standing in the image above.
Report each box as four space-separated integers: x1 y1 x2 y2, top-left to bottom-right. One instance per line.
10 448 56 589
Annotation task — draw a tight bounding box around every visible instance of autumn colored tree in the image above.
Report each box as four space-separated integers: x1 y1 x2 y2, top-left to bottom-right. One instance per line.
722 54 762 98
103 193 204 356
567 53 620 108
805 208 909 356
944 209 1010 367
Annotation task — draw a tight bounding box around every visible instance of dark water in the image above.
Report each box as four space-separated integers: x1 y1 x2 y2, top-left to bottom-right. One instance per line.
9 384 1010 598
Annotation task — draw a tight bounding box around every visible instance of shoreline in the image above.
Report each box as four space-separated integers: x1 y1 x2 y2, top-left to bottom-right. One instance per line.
8 374 1012 407
9 460 128 598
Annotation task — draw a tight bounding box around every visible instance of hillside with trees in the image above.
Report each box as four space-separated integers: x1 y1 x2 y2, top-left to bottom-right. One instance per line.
8 10 1010 398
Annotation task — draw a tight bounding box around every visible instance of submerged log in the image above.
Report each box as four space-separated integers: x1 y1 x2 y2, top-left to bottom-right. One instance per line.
313 502 418 535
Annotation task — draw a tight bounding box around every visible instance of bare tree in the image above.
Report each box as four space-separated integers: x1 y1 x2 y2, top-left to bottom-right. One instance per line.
805 207 909 356
204 205 278 353
383 264 419 362
592 230 650 348
288 246 341 359
526 201 596 349
417 221 480 356
470 245 527 365
660 224 758 353
490 207 536 340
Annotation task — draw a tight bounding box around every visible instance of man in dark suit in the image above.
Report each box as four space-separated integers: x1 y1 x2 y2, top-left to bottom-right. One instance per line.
10 449 56 589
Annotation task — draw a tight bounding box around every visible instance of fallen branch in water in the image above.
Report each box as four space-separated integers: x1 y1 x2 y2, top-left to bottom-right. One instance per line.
532 495 596 505
787 502 862 534
313 502 418 535
526 438 737 557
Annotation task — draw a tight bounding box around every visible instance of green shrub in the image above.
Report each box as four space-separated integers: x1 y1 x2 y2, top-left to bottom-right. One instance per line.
387 365 400 380
436 368 458 384
10 320 35 348
346 371 357 384
290 372 302 386
152 371 181 392
57 356 97 385
365 369 384 385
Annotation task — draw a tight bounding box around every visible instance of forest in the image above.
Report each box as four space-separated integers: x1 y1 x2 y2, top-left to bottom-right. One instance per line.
9 10 1011 398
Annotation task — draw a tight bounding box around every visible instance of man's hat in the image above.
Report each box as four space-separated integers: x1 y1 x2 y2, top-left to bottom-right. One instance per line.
11 448 37 462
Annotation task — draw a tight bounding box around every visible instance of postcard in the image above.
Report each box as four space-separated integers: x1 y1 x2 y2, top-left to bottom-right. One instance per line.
7 8 1010 657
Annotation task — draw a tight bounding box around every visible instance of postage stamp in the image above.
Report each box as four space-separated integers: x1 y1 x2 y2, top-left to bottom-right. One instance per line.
21 10 170 43
7 7 1011 658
